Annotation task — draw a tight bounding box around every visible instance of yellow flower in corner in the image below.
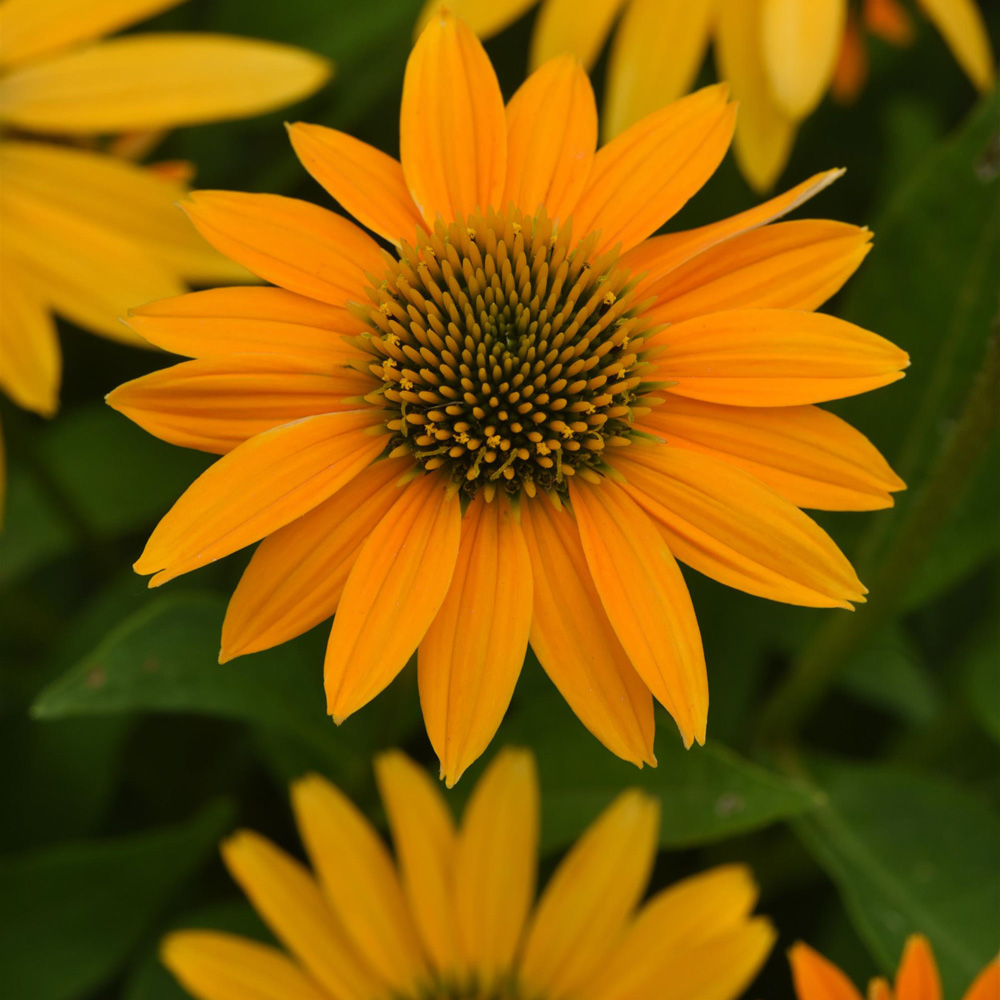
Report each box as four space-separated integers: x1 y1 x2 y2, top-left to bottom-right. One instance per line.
162 749 776 1000
111 12 909 784
0 0 330 424
790 934 1000 1000
422 0 996 191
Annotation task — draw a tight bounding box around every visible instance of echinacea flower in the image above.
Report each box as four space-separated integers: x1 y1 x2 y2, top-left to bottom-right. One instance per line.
111 12 909 784
0 0 330 466
162 748 776 1000
422 0 996 191
790 934 1000 1000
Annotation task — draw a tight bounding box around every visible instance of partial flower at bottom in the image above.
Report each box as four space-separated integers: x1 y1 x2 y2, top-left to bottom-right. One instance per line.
110 12 909 784
162 749 776 1000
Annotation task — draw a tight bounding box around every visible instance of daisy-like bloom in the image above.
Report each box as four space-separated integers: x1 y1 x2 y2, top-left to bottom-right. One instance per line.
422 0 996 191
0 0 330 433
162 749 776 1000
111 12 909 784
790 934 1000 1000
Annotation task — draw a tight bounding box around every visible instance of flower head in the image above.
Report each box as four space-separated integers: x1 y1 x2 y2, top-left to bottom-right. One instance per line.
162 749 776 1000
790 934 1000 1000
0 0 330 422
423 0 996 191
112 12 909 783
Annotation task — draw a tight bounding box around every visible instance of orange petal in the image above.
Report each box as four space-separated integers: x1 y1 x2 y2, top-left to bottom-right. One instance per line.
761 0 847 119
962 958 1000 1000
106 355 371 454
715 0 798 192
135 410 386 585
287 122 423 245
646 220 872 321
864 0 915 45
374 750 463 976
620 168 845 292
291 774 428 990
639 396 905 511
419 494 532 786
454 748 538 987
221 458 411 661
324 472 461 723
569 479 707 747
519 497 657 767
613 444 866 608
832 12 870 105
652 308 909 406
400 11 507 224
415 0 539 41
571 84 736 255
502 55 597 224
182 191 383 307
125 286 367 362
788 942 865 1000
896 935 943 1000
220 831 379 1000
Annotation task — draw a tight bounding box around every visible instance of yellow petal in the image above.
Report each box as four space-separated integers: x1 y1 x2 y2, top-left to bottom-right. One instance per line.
0 256 60 416
613 444 866 608
454 748 538 986
0 0 183 66
220 831 378 1000
290 773 428 991
182 191 382 308
962 958 1000 1000
401 11 506 224
502 55 598 223
415 0 539 40
916 0 995 92
570 479 708 747
603 0 717 139
572 84 736 254
652 308 909 406
125 287 367 362
0 34 330 134
647 220 872 321
716 0 798 192
620 168 846 291
788 942 866 1000
639 396 905 512
134 410 386 586
324 472 462 723
160 931 330 1000
106 355 371 454
761 0 847 119
587 865 770 1000
521 790 659 997
0 141 245 286
287 123 424 245
530 0 627 70
896 935 943 1000
419 494 532 786
1 170 183 341
221 459 410 661
373 750 463 975
519 497 657 768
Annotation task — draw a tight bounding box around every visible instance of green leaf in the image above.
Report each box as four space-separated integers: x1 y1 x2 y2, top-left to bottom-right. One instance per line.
0 803 231 1000
32 592 419 790
964 587 1000 745
502 688 819 852
795 759 1000 995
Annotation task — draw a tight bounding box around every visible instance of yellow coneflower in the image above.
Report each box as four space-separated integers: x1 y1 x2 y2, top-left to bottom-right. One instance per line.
162 748 776 1000
0 0 330 489
422 0 996 191
111 12 909 784
790 935 1000 1000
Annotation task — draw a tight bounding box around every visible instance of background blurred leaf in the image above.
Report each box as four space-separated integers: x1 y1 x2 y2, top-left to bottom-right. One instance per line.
795 759 1000 995
963 588 1000 745
0 803 230 1000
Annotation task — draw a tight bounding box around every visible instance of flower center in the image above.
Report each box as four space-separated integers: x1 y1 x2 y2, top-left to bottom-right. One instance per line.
357 208 657 499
